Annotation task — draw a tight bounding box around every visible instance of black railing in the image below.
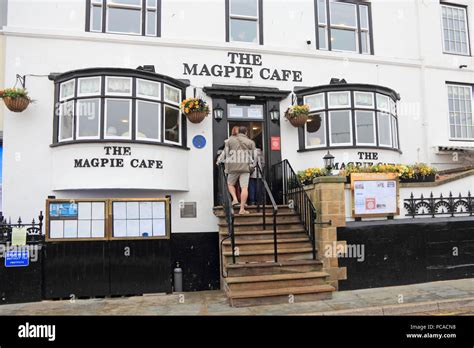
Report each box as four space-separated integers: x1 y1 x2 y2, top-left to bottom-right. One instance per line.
256 164 279 262
0 212 44 244
404 192 474 218
272 160 317 260
218 164 236 265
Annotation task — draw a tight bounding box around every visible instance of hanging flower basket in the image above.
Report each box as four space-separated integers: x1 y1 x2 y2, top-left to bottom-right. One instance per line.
186 111 209 124
285 104 310 128
180 98 210 124
1 88 32 113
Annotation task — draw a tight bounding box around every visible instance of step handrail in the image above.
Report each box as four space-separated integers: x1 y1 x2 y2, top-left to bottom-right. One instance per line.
219 164 236 264
255 164 279 262
271 160 317 260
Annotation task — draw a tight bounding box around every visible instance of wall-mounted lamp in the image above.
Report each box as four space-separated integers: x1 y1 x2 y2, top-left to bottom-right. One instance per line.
459 65 468 69
213 104 224 121
270 106 280 122
323 151 335 175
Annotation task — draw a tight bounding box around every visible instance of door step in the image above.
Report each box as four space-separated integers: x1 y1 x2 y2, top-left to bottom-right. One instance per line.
225 260 323 277
227 284 335 307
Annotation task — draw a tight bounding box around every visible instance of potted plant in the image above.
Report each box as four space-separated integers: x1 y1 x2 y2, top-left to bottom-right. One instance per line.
180 98 210 124
285 104 310 127
1 88 32 112
1 88 32 113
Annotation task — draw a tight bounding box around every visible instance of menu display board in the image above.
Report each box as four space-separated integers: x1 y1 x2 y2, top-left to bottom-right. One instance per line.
351 173 399 218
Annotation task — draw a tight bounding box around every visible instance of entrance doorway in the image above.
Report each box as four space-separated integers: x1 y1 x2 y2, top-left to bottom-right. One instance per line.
205 85 290 206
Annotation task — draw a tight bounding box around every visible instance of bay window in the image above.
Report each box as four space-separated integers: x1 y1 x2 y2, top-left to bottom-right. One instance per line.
448 84 474 140
441 4 470 56
52 68 188 148
299 84 400 151
87 0 161 37
316 0 373 54
226 0 263 44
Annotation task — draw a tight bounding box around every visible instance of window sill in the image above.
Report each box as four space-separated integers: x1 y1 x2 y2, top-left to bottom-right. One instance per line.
50 139 190 150
298 145 402 154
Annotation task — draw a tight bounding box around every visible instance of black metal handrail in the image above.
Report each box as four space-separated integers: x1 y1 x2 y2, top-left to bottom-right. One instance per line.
255 164 279 262
272 160 317 260
218 164 236 265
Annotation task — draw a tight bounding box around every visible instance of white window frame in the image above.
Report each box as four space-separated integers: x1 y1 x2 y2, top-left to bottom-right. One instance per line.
355 110 376 146
106 0 143 36
328 91 351 109
60 80 75 102
90 0 103 33
163 105 182 146
136 100 161 142
229 0 260 44
391 115 399 149
447 84 474 141
376 94 391 113
305 112 327 149
329 110 353 146
104 98 133 140
78 77 102 97
76 98 102 140
359 4 371 54
441 4 470 56
304 93 326 111
164 84 182 106
354 91 375 109
106 76 133 96
145 0 158 36
58 101 75 142
329 0 359 53
317 0 328 50
378 112 393 148
137 78 161 101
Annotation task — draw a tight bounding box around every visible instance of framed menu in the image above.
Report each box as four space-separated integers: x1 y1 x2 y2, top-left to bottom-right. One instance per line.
351 173 400 218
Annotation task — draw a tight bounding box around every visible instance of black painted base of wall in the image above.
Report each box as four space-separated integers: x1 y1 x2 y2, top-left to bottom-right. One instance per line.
0 246 44 305
171 232 220 292
338 217 474 291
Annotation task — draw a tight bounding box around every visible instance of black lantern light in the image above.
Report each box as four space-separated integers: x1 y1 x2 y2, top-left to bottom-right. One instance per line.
213 104 224 121
323 151 335 175
270 105 280 122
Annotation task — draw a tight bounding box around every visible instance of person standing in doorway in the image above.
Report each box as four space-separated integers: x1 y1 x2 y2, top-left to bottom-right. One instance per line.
217 126 256 215
248 136 264 206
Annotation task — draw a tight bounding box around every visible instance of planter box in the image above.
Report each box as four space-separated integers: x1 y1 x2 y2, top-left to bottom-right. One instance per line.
400 173 436 183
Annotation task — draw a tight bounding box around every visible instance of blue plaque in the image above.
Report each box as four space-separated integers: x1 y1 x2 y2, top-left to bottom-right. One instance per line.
192 135 207 149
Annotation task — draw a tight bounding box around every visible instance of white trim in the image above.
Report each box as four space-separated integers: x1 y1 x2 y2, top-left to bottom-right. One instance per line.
106 2 143 36
354 91 375 109
78 76 102 97
164 84 182 105
76 98 101 140
305 111 326 149
230 0 259 18
328 110 353 146
377 112 393 147
59 79 75 102
355 110 376 146
104 98 132 140
163 104 182 146
58 101 74 142
304 93 325 111
136 99 161 142
376 94 390 112
137 78 161 101
105 76 133 96
441 4 470 56
328 91 351 109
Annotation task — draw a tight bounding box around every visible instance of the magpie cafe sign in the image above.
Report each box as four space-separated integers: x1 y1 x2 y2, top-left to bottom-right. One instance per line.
183 52 303 82
74 146 164 169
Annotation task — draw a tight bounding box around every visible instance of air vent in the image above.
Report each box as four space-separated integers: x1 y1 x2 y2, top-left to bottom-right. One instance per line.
180 202 197 218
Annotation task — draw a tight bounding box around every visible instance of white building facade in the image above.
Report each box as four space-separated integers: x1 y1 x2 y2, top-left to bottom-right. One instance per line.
1 0 473 250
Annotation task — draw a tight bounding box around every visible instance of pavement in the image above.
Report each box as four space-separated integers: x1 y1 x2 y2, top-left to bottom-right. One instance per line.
0 278 472 316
